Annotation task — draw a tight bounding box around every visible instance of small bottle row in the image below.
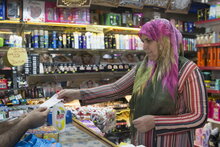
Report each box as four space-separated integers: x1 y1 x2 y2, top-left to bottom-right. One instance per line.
24 31 143 50
197 47 220 67
41 63 132 75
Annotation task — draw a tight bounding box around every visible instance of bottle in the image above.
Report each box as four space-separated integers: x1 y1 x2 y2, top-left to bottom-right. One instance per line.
58 33 63 48
39 30 44 48
44 31 49 48
34 30 39 48
52 103 66 132
62 33 67 48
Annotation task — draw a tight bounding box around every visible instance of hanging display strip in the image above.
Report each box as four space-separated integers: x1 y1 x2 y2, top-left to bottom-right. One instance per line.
119 0 144 9
57 0 91 7
166 0 191 14
144 0 170 8
92 0 119 7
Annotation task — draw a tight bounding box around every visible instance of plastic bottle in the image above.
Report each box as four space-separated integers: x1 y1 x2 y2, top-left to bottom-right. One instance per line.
52 103 66 132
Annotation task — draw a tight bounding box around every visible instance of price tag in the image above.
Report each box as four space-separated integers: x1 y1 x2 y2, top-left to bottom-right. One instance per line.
7 47 28 66
86 25 103 33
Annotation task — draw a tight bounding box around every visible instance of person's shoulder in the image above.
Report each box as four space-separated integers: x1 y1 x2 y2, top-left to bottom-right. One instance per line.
179 56 198 75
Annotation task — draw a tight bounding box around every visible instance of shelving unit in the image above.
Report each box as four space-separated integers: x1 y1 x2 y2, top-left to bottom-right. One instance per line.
208 118 220 125
207 89 220 94
199 66 220 70
27 71 128 85
195 18 220 32
196 43 220 48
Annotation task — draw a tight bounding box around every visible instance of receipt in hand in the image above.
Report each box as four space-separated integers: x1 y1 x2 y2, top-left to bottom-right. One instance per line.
39 94 62 108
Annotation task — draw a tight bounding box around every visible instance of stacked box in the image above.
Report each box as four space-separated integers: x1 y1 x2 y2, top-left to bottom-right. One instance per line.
0 0 5 20
23 0 45 22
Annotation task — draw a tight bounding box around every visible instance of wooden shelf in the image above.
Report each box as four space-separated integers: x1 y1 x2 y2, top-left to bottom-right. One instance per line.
208 118 220 124
0 20 21 24
0 20 140 32
207 89 220 94
27 48 145 53
27 71 128 85
196 43 220 48
195 18 220 26
195 18 220 32
199 66 220 70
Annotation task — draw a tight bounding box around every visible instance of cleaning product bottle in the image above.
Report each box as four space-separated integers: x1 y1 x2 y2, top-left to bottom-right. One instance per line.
52 102 66 132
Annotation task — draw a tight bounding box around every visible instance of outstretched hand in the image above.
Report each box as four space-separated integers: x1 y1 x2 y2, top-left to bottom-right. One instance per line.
57 89 81 103
133 115 155 133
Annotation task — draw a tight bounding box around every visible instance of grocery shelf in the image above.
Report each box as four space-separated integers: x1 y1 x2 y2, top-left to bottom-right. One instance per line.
0 20 140 32
27 48 145 53
207 89 220 94
0 20 21 24
27 72 128 85
0 88 25 92
207 118 220 124
199 66 220 70
195 18 220 26
196 43 220 48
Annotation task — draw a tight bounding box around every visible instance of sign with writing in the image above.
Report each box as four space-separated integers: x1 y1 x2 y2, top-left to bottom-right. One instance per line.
86 25 104 33
7 47 28 66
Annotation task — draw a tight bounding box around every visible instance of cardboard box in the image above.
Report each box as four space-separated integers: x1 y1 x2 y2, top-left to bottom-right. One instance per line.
23 0 45 22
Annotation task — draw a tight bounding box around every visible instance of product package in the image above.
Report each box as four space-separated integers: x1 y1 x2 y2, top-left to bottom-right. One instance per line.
0 0 6 20
144 0 169 8
166 0 191 14
72 8 90 24
103 13 121 26
59 8 73 23
119 0 144 9
92 0 119 7
52 103 66 132
45 2 60 22
6 0 21 20
57 0 91 8
23 0 45 22
133 13 143 28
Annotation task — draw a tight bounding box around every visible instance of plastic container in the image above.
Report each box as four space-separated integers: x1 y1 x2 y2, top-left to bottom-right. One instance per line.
52 103 66 132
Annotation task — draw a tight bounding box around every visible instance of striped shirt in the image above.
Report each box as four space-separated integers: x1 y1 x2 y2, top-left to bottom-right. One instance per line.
80 60 207 147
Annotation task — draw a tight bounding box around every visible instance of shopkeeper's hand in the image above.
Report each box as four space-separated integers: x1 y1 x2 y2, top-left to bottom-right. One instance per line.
133 115 155 133
57 89 81 103
23 107 49 129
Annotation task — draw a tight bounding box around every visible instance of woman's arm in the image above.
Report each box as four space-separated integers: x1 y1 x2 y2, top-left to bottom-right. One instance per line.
80 66 136 105
154 67 207 135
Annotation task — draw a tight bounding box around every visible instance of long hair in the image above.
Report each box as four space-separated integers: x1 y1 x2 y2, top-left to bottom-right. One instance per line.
138 19 181 100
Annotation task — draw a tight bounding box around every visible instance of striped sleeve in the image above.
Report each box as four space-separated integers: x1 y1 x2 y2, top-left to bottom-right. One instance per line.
154 64 207 135
79 66 136 106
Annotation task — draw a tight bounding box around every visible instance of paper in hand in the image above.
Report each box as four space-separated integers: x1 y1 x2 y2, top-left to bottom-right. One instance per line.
39 94 62 108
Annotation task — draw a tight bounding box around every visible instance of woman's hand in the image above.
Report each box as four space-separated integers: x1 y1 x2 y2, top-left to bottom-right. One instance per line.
133 115 155 133
57 89 81 103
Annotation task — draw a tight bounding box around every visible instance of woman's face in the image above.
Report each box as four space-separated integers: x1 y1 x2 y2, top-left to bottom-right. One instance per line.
141 35 158 61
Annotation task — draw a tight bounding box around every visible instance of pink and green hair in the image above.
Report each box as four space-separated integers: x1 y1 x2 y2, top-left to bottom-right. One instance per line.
138 18 182 100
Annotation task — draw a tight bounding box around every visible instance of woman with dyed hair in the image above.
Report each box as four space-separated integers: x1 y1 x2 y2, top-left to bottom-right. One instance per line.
58 19 207 147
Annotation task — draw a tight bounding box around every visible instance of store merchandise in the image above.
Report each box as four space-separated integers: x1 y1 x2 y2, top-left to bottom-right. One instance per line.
45 2 59 23
52 103 66 132
23 0 45 22
71 106 116 133
119 0 144 9
25 126 59 142
72 8 90 24
6 0 21 20
15 134 61 147
0 0 5 20
144 0 169 8
92 0 119 7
